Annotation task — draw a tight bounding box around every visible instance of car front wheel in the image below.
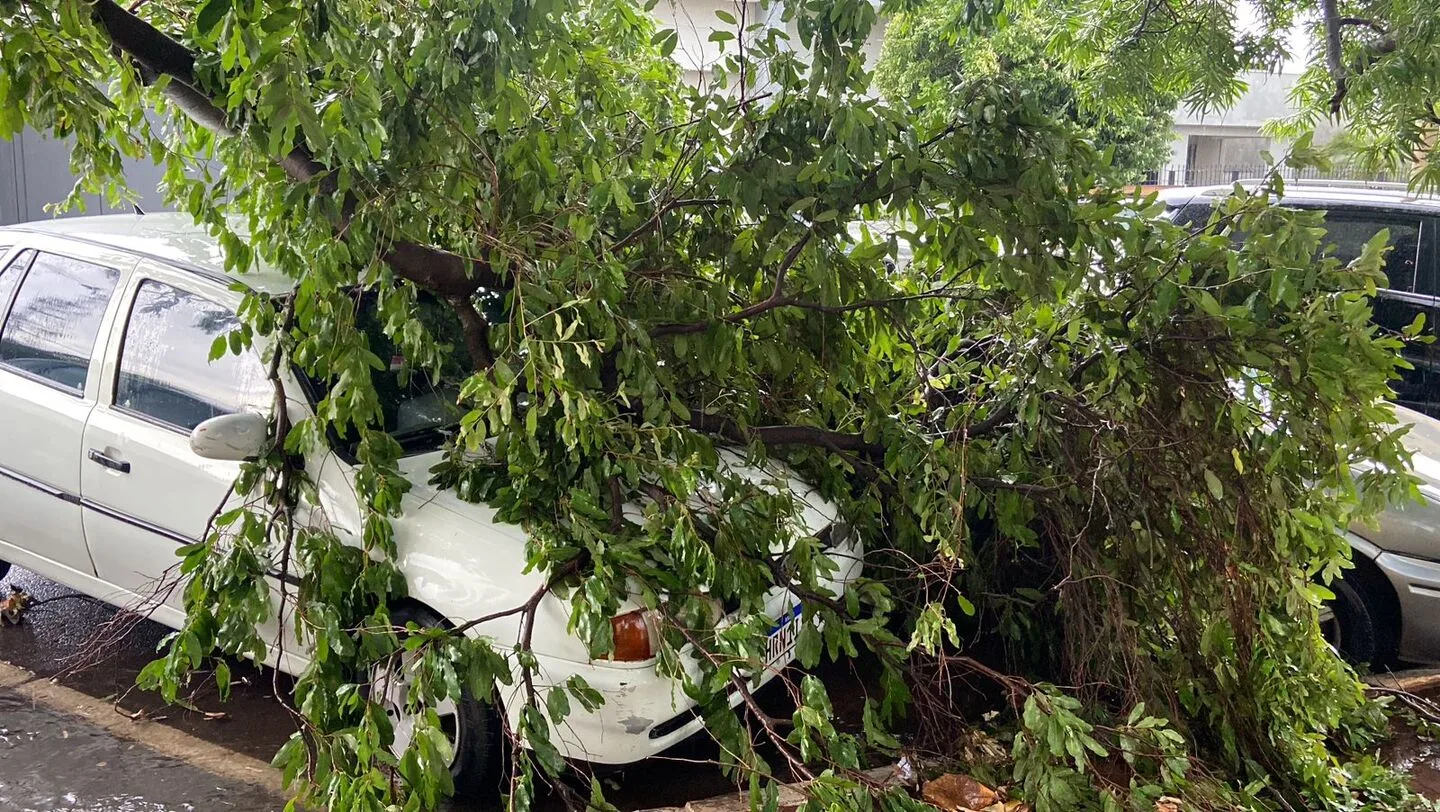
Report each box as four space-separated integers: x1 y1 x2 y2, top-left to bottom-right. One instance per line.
371 604 503 803
1319 567 1396 668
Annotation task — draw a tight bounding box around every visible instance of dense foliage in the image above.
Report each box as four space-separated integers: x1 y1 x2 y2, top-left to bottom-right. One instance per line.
876 7 1176 180
1 0 1437 810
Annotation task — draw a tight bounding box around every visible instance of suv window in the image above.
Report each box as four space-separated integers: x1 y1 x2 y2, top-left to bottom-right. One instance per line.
1316 212 1423 294
0 251 121 394
115 280 271 432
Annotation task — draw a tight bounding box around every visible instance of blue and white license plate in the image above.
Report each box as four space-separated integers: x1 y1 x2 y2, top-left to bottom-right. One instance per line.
764 604 803 669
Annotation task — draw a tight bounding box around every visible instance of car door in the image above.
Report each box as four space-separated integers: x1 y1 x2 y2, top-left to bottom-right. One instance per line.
1303 206 1436 415
79 263 273 627
1404 213 1440 416
0 244 129 580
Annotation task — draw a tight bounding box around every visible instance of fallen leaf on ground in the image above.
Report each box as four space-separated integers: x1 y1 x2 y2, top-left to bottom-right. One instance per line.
1156 798 1183 812
921 774 999 812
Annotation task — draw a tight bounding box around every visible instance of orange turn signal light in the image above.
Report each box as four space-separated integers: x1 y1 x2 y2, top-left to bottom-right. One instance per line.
608 610 657 661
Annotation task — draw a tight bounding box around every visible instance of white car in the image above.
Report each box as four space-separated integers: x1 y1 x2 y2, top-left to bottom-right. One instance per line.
0 213 864 797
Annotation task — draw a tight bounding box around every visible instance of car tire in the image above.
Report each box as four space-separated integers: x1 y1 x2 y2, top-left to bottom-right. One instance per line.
375 604 504 803
1320 565 1396 668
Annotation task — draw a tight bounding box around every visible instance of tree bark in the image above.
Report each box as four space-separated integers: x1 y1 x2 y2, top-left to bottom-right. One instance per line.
90 0 509 294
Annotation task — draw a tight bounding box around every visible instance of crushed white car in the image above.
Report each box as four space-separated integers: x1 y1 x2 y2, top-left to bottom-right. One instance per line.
0 213 864 796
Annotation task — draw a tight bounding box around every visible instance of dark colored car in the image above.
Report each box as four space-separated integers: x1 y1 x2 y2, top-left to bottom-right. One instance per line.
1164 182 1440 417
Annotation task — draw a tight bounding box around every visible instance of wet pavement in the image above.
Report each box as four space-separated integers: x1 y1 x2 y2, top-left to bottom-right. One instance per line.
0 567 295 764
0 686 283 811
0 566 752 810
8 564 1440 809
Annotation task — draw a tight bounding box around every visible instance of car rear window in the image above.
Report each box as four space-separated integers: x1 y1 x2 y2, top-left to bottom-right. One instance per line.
0 251 120 395
1166 200 1425 294
1316 212 1423 293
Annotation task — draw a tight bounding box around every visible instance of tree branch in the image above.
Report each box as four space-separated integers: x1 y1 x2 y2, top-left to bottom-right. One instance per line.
1320 0 1349 117
688 412 884 459
89 0 509 293
447 294 494 370
1336 17 1389 36
612 197 727 252
650 227 814 337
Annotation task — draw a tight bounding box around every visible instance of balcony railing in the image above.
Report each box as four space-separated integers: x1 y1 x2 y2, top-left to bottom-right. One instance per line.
1143 164 1403 187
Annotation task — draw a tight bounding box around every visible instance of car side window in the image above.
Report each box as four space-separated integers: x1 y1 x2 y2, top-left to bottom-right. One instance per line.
114 279 270 432
0 248 34 323
1319 212 1423 294
0 251 121 395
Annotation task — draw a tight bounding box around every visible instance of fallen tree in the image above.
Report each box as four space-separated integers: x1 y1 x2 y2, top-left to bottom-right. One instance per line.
0 0 1432 809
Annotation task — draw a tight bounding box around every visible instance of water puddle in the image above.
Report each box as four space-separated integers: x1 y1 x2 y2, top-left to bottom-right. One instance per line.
1385 726 1440 799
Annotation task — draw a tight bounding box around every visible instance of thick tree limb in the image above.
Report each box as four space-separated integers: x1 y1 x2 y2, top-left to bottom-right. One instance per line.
447 294 494 369
89 0 508 294
688 412 884 458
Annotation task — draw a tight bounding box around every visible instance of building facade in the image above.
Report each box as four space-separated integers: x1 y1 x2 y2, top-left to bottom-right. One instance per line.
0 131 167 226
1146 71 1356 187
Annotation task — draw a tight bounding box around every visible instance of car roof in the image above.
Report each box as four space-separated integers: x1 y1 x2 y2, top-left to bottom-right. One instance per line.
1160 183 1440 214
0 213 295 296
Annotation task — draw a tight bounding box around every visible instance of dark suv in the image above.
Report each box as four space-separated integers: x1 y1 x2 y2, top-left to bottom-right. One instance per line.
1163 182 1440 417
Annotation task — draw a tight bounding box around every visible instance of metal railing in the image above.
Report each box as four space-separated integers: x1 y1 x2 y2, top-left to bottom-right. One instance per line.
1143 163 1403 188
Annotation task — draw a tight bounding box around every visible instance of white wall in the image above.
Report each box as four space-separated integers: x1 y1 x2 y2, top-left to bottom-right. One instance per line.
649 0 886 93
0 131 167 226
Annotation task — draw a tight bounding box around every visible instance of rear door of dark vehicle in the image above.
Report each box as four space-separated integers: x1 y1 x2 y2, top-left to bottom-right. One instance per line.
1303 206 1439 416
1167 197 1440 416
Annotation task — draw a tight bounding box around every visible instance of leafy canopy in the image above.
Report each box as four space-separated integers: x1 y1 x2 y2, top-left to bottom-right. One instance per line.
876 5 1177 180
0 0 1435 810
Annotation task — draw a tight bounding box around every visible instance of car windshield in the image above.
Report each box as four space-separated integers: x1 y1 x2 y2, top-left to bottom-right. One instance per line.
315 290 499 456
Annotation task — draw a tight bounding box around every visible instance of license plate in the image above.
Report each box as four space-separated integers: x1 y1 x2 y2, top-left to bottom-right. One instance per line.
764 604 803 669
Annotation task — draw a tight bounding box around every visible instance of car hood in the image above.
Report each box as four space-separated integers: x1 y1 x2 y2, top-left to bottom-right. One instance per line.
393 448 840 540
1353 404 1440 560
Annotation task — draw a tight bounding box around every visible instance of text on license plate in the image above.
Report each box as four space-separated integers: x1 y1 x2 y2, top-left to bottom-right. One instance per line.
764 604 804 667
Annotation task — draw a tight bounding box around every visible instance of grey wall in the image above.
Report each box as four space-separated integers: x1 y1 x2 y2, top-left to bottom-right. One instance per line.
0 129 170 226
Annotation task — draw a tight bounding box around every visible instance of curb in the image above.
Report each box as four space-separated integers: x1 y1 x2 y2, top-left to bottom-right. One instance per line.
638 766 901 812
0 658 285 797
1365 668 1440 694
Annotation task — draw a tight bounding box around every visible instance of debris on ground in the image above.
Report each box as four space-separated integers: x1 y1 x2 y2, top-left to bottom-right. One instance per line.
920 773 1007 811
1 585 33 625
1155 797 1183 812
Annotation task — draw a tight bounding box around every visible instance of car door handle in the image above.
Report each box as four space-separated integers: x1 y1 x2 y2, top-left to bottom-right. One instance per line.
88 449 131 474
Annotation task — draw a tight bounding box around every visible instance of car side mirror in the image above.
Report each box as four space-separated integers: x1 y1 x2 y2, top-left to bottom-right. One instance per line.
190 412 269 461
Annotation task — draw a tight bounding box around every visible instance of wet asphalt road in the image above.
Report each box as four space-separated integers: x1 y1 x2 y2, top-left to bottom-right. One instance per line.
0 566 758 810
0 687 282 811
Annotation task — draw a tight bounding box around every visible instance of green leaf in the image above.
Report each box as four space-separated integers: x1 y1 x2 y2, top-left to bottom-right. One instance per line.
1202 468 1224 501
195 0 231 35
